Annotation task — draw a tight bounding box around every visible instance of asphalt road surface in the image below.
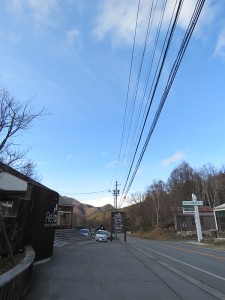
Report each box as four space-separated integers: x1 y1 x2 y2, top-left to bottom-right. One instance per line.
22 235 225 300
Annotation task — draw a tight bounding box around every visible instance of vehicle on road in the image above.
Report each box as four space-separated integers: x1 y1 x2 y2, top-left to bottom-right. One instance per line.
95 230 107 242
80 228 91 238
105 231 111 239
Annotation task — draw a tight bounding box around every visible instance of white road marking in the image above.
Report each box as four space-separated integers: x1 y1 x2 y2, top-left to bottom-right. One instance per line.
129 240 225 281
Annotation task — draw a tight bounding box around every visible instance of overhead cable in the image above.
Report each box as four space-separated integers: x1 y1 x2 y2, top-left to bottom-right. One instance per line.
120 0 184 205
120 0 205 206
118 0 159 185
111 0 141 188
62 189 110 195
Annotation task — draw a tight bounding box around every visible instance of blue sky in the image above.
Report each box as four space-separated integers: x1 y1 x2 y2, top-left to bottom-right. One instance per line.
0 0 225 207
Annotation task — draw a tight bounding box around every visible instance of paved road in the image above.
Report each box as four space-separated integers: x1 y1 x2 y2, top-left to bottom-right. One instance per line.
127 236 225 299
22 236 225 300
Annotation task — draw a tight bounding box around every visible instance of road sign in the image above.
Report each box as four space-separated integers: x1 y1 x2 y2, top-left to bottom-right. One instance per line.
183 207 194 213
111 212 126 233
182 200 203 206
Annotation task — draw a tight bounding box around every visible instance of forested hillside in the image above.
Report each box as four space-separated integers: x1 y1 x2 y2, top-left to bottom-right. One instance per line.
123 161 225 232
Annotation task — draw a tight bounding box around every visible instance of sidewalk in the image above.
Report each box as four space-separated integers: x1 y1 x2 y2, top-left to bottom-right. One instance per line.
22 239 178 300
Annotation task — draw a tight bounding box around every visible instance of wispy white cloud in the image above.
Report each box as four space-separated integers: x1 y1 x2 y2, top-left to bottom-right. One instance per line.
136 168 142 176
63 27 84 55
93 0 140 46
214 29 225 61
101 150 107 156
161 151 185 167
93 0 215 47
66 154 73 160
77 153 88 162
66 28 80 45
9 0 60 28
93 0 204 45
0 31 22 43
106 160 117 168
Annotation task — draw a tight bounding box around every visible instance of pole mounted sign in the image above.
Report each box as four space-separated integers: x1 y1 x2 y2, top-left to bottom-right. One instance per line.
111 212 125 233
111 211 126 242
182 200 203 206
182 194 203 242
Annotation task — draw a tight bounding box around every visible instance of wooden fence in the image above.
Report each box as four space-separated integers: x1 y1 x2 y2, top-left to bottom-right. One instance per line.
0 245 35 300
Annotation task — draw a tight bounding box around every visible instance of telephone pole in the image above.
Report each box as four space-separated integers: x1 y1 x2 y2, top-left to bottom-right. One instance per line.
113 181 120 211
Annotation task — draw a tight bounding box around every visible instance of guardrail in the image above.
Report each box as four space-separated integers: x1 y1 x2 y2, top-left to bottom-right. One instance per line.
0 245 35 299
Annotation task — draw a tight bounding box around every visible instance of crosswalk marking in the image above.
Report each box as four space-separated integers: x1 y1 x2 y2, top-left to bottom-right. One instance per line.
54 229 94 248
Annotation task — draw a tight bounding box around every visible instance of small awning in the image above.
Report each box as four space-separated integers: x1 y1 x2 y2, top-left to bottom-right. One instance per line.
214 203 225 211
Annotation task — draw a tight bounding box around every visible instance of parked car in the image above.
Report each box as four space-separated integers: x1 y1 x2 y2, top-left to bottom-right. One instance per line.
105 231 111 239
80 228 91 238
95 230 107 242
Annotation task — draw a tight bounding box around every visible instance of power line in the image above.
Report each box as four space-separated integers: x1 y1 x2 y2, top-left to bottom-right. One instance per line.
118 0 170 190
119 0 183 205
111 0 141 188
120 0 205 207
118 0 160 185
61 189 110 195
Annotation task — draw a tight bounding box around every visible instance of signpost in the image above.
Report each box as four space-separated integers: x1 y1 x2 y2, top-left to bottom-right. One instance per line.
182 201 203 206
182 207 194 214
111 212 126 242
182 194 203 242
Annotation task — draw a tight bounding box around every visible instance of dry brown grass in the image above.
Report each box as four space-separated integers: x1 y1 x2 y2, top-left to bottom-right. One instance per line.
0 251 26 276
128 227 177 240
128 228 225 249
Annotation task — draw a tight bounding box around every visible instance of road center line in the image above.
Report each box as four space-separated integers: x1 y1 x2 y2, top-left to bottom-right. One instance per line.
129 240 225 282
129 243 225 300
154 241 225 261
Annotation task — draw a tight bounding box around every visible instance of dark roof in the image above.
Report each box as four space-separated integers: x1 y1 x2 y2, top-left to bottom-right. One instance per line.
214 203 225 211
0 161 52 191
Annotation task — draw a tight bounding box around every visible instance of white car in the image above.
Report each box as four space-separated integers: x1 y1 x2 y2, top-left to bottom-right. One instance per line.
105 231 111 239
80 228 91 238
95 230 107 242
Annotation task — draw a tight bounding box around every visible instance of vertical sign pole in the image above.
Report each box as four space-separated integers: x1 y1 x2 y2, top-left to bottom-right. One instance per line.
192 194 202 242
115 181 118 212
124 212 126 242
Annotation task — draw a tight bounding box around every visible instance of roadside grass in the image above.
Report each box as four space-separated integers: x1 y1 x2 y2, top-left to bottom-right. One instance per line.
128 228 225 250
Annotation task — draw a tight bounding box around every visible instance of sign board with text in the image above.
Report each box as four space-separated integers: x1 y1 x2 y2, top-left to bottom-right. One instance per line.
111 212 126 234
182 200 203 206
183 207 194 214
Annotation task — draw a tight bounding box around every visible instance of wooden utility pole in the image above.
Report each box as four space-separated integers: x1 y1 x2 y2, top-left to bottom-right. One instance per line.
113 181 120 211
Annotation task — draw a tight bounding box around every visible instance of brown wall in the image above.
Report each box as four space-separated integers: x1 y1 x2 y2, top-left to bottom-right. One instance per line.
24 184 59 262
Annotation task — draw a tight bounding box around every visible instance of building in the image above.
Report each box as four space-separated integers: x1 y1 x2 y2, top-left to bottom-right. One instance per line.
57 196 74 228
173 206 216 233
0 162 59 262
213 203 225 236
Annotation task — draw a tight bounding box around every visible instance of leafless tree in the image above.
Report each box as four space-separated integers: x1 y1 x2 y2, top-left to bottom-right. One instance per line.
146 180 169 227
167 161 195 206
0 86 48 174
198 164 225 208
18 159 42 182
127 192 149 231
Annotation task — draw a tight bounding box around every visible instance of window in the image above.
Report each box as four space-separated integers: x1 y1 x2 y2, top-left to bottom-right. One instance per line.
57 211 71 226
1 199 19 217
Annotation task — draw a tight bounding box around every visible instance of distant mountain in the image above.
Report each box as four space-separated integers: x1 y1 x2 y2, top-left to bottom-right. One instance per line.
58 195 114 217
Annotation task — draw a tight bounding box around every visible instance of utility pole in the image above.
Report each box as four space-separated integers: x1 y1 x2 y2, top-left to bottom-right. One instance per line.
113 181 120 211
192 194 203 242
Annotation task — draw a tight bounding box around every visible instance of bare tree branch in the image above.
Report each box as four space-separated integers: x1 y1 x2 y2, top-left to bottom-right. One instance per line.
0 86 49 167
